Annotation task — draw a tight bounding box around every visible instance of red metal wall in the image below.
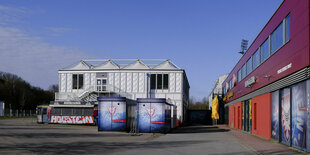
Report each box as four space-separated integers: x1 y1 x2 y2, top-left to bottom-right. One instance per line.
229 105 234 128
223 0 310 103
233 102 242 130
251 93 271 140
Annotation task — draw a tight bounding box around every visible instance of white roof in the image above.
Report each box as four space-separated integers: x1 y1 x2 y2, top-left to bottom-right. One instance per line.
69 61 90 70
61 59 182 70
94 60 120 69
123 60 150 69
153 60 179 69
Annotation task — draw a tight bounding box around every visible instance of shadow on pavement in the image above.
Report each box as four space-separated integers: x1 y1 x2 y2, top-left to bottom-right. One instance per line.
169 125 230 134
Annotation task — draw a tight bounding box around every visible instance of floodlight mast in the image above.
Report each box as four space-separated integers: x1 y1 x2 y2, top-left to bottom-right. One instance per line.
239 39 248 55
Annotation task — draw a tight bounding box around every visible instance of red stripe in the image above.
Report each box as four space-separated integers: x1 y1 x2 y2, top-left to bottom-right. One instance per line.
300 107 307 111
152 121 165 124
112 120 126 123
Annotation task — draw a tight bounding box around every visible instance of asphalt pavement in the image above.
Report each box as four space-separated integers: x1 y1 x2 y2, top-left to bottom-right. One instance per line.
0 118 303 154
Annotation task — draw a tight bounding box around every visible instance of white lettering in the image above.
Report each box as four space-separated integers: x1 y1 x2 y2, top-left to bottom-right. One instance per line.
50 116 94 124
277 63 292 74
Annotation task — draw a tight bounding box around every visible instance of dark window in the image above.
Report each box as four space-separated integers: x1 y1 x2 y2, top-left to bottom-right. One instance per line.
73 108 83 116
72 74 83 89
271 22 283 54
78 74 83 89
84 108 93 116
151 74 156 89
260 38 269 63
72 74 78 89
285 15 290 42
51 108 61 115
62 108 72 116
163 74 169 89
157 74 163 89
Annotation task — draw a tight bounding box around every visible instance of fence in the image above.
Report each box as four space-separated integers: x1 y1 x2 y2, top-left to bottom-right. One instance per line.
2 109 36 117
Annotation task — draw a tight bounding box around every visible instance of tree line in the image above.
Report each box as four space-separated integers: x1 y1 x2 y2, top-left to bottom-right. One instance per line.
188 96 210 110
0 71 56 111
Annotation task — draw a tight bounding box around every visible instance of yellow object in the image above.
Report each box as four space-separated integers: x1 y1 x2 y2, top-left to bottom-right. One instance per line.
211 96 219 119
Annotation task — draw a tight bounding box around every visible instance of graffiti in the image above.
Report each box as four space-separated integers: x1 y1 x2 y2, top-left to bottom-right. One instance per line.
50 116 94 124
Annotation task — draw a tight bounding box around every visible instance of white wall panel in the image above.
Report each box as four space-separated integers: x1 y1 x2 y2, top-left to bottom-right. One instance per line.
126 73 132 92
66 73 72 92
90 73 96 91
108 73 114 91
84 73 90 90
169 73 175 92
132 73 138 92
176 73 181 92
121 73 126 92
114 73 120 92
60 73 66 92
138 73 145 93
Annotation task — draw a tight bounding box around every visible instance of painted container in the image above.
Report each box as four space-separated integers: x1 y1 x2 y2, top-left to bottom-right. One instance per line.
98 97 126 131
137 98 171 133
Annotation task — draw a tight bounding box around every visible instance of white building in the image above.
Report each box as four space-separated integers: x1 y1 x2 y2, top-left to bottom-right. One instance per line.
55 59 190 123
208 74 228 109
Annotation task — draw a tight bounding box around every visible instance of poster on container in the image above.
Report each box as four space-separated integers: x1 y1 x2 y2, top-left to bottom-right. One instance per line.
98 101 112 131
271 91 279 141
138 103 151 132
281 88 291 145
291 82 307 149
150 103 165 132
111 101 126 131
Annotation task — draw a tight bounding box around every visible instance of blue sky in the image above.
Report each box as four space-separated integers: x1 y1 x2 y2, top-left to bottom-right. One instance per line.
0 0 282 100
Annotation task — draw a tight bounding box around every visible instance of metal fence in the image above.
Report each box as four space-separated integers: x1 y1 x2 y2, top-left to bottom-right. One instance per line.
2 109 36 117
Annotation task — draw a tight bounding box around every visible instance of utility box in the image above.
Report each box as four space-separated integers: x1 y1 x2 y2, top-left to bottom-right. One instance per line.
98 97 126 131
137 98 171 133
0 101 4 117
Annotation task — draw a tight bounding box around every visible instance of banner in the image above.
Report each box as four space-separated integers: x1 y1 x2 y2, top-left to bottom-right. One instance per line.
211 96 219 119
281 88 291 145
292 82 307 149
271 91 279 140
50 116 94 124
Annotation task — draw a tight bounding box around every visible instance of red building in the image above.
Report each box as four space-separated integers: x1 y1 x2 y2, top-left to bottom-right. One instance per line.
223 0 310 152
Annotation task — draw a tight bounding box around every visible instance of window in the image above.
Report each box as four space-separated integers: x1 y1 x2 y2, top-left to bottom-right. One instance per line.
260 38 269 63
271 22 283 54
238 69 242 82
163 74 169 89
150 74 156 89
246 57 252 75
285 15 290 42
150 74 169 90
72 74 83 89
253 49 260 70
157 74 163 89
241 64 246 79
96 79 107 91
229 80 233 89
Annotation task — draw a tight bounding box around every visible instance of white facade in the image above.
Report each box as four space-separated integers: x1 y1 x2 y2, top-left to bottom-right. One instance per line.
208 74 228 109
56 59 190 123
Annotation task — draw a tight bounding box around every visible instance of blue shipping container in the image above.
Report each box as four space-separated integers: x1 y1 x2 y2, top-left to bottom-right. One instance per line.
98 97 126 131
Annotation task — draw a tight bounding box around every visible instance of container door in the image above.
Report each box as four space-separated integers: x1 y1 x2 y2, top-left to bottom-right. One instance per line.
138 103 151 133
151 103 165 132
111 101 126 131
281 88 291 145
98 101 112 131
